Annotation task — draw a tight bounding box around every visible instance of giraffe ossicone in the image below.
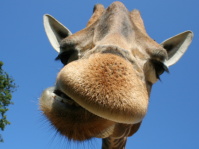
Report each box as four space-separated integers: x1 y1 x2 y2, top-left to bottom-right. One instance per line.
40 1 193 148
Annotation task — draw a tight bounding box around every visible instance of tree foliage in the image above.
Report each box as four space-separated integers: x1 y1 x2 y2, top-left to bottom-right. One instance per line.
0 61 16 142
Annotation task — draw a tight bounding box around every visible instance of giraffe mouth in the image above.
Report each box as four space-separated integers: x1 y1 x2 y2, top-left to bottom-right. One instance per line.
53 89 80 107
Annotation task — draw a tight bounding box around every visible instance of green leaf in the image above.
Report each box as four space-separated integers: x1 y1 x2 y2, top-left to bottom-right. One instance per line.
0 61 17 143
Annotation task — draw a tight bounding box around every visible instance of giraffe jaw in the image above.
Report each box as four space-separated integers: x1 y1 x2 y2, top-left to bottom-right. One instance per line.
47 87 116 138
40 87 117 141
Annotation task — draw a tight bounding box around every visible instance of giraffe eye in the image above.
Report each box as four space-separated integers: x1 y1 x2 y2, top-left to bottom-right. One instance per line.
151 60 169 79
55 49 78 65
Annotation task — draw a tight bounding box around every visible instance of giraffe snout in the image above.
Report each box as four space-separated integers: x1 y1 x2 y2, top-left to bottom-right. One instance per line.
56 52 149 124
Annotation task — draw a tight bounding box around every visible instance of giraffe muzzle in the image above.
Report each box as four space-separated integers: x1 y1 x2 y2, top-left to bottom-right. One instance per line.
56 52 149 124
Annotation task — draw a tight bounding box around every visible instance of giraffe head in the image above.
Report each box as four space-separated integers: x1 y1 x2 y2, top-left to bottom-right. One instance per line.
40 2 193 141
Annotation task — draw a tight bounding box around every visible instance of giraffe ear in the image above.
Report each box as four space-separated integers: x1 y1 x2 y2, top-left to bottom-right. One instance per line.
161 31 193 67
43 14 72 52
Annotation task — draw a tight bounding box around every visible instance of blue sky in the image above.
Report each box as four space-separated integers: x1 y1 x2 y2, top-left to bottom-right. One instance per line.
0 0 198 149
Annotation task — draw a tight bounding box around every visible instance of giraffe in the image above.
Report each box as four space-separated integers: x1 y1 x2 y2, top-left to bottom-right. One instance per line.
40 1 193 148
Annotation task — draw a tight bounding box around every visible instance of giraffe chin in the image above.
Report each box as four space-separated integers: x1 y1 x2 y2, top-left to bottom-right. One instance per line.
56 53 149 124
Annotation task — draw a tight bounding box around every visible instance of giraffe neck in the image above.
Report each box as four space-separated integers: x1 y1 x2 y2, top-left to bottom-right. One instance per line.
102 137 127 149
